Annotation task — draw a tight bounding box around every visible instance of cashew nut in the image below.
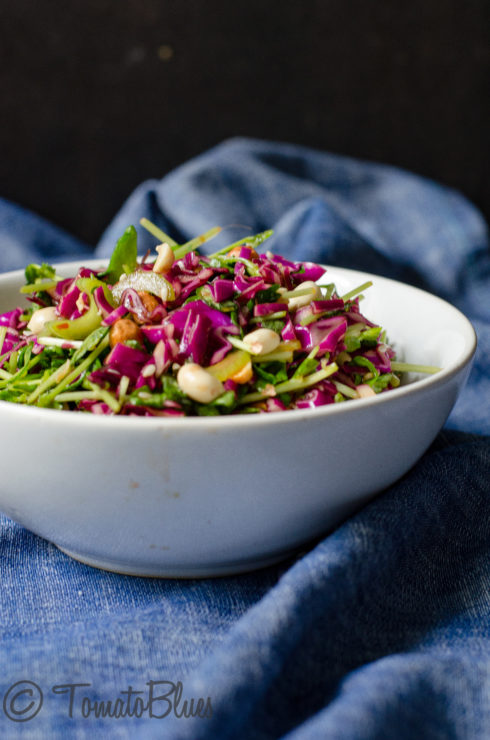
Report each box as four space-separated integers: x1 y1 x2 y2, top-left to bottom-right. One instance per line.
153 243 175 274
27 306 58 335
177 363 224 404
242 328 281 356
287 281 322 310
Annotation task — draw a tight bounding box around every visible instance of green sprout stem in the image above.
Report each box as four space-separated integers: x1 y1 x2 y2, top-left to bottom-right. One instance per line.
341 281 373 301
139 218 178 247
253 350 293 364
208 229 274 258
333 380 359 399
391 361 440 374
274 363 338 395
238 362 338 405
27 360 72 404
173 227 221 260
33 336 110 407
0 326 7 356
250 311 287 323
228 336 259 354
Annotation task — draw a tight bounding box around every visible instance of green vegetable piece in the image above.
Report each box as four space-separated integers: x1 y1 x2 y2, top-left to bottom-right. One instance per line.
360 327 382 345
173 226 221 260
254 362 289 386
390 361 440 374
21 263 60 295
0 326 7 357
24 263 56 285
206 350 251 382
259 318 286 334
345 335 361 352
293 347 319 378
46 277 114 341
352 355 379 378
208 229 274 258
196 405 220 416
340 280 373 302
72 326 110 363
139 218 178 247
368 373 395 393
20 280 59 295
99 225 138 285
204 390 237 410
254 285 281 304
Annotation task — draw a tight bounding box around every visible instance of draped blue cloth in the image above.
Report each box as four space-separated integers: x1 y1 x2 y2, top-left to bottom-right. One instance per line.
0 139 488 739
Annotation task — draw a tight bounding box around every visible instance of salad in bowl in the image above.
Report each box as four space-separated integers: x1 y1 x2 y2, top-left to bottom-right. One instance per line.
0 220 438 416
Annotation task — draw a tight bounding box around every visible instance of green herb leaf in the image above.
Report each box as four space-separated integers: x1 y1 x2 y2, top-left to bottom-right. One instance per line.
99 226 138 285
72 326 109 364
368 373 394 392
359 326 382 347
254 362 288 386
352 355 379 377
260 318 285 334
255 285 281 303
24 263 56 285
196 405 220 416
293 356 319 378
204 390 237 411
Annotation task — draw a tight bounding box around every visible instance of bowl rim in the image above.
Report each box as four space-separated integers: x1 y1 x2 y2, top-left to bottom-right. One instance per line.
0 260 477 431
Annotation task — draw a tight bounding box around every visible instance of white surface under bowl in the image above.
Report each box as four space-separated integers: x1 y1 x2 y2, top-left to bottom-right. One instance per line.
0 261 476 577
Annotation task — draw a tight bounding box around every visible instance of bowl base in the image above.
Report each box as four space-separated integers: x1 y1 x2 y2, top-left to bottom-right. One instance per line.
56 544 295 579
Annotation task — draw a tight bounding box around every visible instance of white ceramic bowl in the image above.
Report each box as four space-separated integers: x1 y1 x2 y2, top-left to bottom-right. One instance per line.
0 261 476 577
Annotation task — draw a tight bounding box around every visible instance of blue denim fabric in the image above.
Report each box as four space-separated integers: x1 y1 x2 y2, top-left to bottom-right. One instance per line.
0 139 488 739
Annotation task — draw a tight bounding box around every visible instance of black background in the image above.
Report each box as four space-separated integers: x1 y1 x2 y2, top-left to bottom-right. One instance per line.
0 0 488 244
